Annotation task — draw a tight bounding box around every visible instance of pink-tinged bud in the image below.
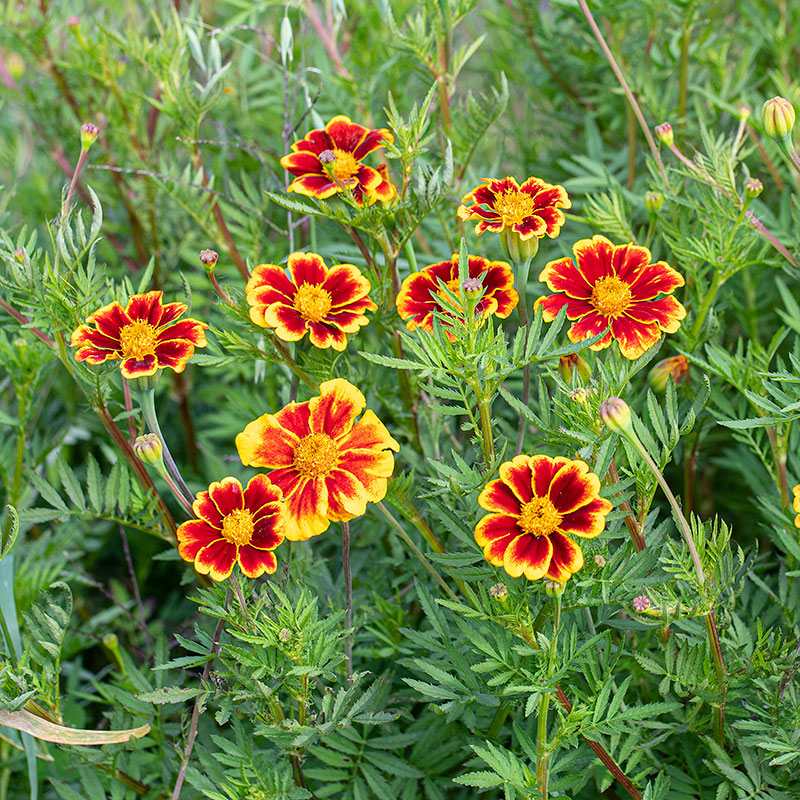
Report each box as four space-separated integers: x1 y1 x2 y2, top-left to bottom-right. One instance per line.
569 387 589 404
559 353 591 383
318 149 336 164
462 277 482 299
12 248 24 263
648 355 690 392
632 594 650 612
644 192 664 213
6 52 24 80
199 249 219 269
655 122 674 148
80 122 99 151
489 582 508 602
762 97 795 140
737 105 751 121
278 628 291 642
593 554 606 568
66 15 80 28
744 177 763 199
599 397 632 434
133 433 163 466
500 227 539 264
543 579 565 597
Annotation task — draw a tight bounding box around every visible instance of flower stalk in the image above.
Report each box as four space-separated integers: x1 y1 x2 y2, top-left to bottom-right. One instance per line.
342 520 353 678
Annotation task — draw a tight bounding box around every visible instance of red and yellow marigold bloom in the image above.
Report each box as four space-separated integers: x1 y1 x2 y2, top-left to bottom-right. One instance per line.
475 455 613 583
396 253 518 337
792 484 800 528
246 252 376 351
70 290 208 379
235 379 399 541
280 115 396 206
177 475 286 581
457 176 571 240
534 235 686 360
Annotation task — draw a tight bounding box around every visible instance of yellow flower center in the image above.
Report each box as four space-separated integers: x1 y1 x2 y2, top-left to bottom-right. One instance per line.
293 433 338 478
294 284 333 323
118 320 158 360
518 496 563 538
591 276 633 318
331 149 359 182
494 190 536 225
221 508 254 546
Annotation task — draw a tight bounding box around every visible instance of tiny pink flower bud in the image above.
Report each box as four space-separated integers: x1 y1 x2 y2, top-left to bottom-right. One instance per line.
593 554 606 568
489 583 508 601
737 105 751 121
318 149 336 164
632 594 650 612
744 177 763 199
762 96 795 140
80 122 99 151
599 397 633 434
199 249 219 269
648 355 690 392
655 122 674 148
12 248 24 263
278 628 291 642
66 15 81 28
462 277 482 298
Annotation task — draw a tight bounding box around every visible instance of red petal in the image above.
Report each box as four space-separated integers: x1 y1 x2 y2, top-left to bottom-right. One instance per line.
263 303 309 341
567 312 614 350
548 460 600 514
288 252 326 286
323 468 370 520
545 531 584 582
86 301 131 339
529 455 570 498
503 533 553 580
610 243 651 283
120 354 158 379
271 470 330 540
244 474 283 517
177 520 219 561
538 257 593 298
307 320 347 350
308 379 365 439
627 261 685 299
126 291 166 326
623 296 686 333
475 513 518 548
236 407 305 469
280 151 324 175
572 236 615 284
325 115 370 152
352 128 393 160
559 496 613 539
159 301 187 327
237 546 278 578
153 339 194 372
478 479 522 515
195 539 238 581
610 316 662 359
209 477 245 517
288 175 340 199
247 264 297 307
323 264 372 306
497 456 535 504
192 491 223 527
250 515 285 550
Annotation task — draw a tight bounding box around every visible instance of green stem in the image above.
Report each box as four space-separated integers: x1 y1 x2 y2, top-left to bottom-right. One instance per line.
271 338 319 392
514 287 530 457
342 520 353 678
536 595 562 799
690 270 723 342
476 389 495 468
377 502 459 602
486 701 511 738
678 19 691 123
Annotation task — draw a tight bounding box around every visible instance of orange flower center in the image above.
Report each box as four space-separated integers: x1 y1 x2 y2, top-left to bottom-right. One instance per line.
518 496 562 537
294 284 333 323
221 508 254 546
331 148 359 182
494 190 536 225
118 320 158 360
293 433 338 478
591 276 632 318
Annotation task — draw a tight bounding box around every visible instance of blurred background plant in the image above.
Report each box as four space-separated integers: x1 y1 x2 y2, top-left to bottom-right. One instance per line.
1 0 800 798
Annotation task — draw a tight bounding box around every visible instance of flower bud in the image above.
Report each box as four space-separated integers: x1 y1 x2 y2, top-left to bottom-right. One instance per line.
80 122 99 151
632 594 650 612
648 355 689 392
318 149 336 164
655 122 674 148
737 105 751 121
133 433 164 466
12 248 24 263
66 15 81 28
462 277 482 299
543 579 565 597
593 554 606 568
744 177 763 199
489 582 508 602
199 249 219 270
6 52 24 80
599 397 633 434
278 628 292 642
569 387 589 404
559 353 591 383
500 227 539 264
762 97 795 140
644 192 664 213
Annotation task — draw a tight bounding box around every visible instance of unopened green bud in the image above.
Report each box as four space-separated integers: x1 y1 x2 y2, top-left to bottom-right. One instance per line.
489 583 508 602
648 355 689 392
762 96 795 140
593 554 606 568
278 628 292 642
655 122 674 148
569 387 589 405
133 433 164 466
744 177 763 199
737 105 751 121
500 227 539 264
559 353 591 383
599 397 633 434
543 579 565 597
80 122 99 151
644 192 664 213
102 633 119 650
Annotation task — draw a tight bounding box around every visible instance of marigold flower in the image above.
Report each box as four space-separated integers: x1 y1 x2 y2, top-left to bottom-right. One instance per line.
396 253 518 338
475 455 613 583
280 115 396 205
235 379 400 540
177 475 286 581
246 252 376 351
792 484 800 528
458 176 571 241
534 235 686 360
70 290 208 379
